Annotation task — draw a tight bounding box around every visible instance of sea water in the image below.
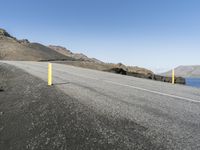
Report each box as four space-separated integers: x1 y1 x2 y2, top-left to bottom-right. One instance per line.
186 78 200 88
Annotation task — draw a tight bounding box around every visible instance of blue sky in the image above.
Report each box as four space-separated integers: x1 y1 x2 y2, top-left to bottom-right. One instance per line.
0 0 200 72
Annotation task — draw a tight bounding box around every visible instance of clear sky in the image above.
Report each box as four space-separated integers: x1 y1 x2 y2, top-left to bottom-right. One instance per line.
0 0 200 72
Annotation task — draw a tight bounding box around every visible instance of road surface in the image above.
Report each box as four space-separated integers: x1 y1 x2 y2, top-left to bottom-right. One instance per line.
1 61 200 149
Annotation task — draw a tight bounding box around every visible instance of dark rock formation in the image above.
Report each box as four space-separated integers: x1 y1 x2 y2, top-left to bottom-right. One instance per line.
153 75 185 84
175 77 186 84
108 68 127 75
106 67 186 85
18 39 30 45
0 28 17 41
115 63 128 71
0 28 12 38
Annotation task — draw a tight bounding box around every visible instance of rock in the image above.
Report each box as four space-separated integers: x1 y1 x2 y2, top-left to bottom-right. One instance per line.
18 39 30 44
49 45 73 55
115 63 128 71
175 77 186 84
0 28 16 40
0 28 12 37
106 67 185 85
109 68 127 75
108 63 154 79
154 75 185 84
153 74 163 81
127 66 153 75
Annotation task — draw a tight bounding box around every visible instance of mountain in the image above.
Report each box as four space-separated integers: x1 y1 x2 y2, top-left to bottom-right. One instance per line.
48 45 103 63
162 66 200 78
0 28 73 61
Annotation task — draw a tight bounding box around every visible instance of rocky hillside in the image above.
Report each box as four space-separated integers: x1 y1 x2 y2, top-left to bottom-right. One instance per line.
48 45 103 63
0 29 73 61
162 66 200 78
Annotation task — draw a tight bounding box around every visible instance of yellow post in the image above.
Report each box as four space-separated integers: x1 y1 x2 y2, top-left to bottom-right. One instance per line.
172 69 175 84
48 63 52 86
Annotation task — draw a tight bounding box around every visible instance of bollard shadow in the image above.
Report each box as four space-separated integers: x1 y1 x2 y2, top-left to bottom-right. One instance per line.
0 86 4 92
53 82 70 85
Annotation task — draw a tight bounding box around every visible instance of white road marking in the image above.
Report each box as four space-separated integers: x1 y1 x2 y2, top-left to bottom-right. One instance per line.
105 80 200 103
52 66 200 104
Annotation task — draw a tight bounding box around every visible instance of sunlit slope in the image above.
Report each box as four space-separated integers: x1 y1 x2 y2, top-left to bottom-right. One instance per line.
0 29 73 61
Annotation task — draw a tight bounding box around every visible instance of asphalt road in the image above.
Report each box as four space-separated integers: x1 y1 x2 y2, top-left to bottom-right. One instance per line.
2 61 200 149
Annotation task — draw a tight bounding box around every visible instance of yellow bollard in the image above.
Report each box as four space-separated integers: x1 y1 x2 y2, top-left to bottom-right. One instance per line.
48 63 52 86
172 69 175 84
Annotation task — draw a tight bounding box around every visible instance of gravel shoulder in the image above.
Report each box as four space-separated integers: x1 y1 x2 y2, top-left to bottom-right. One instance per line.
0 63 166 150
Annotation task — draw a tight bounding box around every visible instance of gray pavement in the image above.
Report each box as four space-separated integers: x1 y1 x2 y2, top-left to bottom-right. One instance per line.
2 61 200 149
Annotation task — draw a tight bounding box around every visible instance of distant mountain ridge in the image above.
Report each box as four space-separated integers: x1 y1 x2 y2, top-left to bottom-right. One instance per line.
162 66 200 78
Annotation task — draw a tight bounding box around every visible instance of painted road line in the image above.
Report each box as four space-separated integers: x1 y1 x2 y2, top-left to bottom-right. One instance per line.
105 80 200 103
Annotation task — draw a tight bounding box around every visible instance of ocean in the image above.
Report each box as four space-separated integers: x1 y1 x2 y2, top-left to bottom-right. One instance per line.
186 78 200 88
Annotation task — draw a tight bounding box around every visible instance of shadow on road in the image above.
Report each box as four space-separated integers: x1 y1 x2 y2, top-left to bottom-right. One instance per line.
53 82 70 85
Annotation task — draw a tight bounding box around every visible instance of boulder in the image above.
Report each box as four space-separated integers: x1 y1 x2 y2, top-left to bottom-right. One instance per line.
115 63 128 71
108 68 127 75
175 77 186 84
18 39 30 45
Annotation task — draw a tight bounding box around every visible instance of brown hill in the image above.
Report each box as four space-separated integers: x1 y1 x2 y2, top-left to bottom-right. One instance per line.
0 29 73 61
48 45 103 63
